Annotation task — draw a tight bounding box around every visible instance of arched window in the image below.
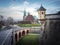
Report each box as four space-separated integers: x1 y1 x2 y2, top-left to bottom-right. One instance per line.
42 12 43 14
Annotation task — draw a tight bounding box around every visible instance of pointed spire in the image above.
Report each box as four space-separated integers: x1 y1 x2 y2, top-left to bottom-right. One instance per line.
24 10 26 16
41 4 42 7
38 5 46 11
28 12 30 15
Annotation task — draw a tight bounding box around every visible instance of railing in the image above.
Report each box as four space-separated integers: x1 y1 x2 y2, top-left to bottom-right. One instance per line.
21 26 41 33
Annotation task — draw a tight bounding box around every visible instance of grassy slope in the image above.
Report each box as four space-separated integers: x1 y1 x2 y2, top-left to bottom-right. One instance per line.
16 35 39 45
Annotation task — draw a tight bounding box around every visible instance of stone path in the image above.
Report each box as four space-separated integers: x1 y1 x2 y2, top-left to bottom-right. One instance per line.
28 33 40 35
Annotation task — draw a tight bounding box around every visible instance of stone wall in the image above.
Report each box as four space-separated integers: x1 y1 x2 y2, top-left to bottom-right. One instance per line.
40 19 60 45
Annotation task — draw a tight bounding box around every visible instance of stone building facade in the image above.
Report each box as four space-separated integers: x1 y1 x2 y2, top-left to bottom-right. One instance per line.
40 13 60 45
38 5 60 45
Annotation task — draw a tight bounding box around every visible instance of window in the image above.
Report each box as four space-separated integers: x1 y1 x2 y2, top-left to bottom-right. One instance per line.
42 12 43 14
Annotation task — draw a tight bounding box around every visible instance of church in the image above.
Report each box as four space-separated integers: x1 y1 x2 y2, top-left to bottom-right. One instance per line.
22 5 46 24
21 5 60 24
38 5 60 45
37 5 60 24
23 11 35 24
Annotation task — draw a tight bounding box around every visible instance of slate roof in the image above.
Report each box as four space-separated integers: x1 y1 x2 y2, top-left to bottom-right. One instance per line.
46 11 60 19
38 5 46 11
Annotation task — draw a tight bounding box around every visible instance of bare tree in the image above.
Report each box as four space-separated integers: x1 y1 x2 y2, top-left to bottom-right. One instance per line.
7 17 14 25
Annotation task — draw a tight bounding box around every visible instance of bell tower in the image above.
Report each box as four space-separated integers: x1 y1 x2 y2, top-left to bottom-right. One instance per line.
38 5 46 21
38 5 46 31
38 5 46 24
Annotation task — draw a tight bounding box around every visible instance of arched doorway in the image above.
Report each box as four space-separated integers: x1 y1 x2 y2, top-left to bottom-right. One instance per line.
15 33 17 42
27 30 29 34
22 31 25 36
19 32 21 38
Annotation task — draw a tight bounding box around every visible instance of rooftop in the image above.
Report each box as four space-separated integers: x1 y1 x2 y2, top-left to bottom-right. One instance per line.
38 5 46 11
25 15 34 21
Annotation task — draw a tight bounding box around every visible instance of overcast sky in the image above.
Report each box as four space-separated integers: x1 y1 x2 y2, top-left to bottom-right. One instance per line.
0 0 60 20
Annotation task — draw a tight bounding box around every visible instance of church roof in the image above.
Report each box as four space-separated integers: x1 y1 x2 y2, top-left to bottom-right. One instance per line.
25 15 34 21
38 5 46 11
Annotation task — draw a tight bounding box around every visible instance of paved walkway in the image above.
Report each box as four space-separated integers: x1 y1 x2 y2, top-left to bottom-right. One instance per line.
28 33 40 35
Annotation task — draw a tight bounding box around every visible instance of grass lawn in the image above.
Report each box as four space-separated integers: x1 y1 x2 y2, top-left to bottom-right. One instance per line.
17 24 41 27
16 35 40 45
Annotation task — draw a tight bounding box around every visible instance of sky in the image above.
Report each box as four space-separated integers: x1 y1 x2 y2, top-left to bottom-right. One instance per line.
0 0 60 21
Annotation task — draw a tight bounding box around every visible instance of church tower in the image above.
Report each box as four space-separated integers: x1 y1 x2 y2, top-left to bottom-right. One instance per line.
38 5 46 21
38 5 46 31
23 10 26 21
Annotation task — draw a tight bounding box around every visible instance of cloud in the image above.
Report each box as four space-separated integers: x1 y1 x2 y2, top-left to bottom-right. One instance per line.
24 1 29 5
0 6 24 20
46 6 60 14
0 2 39 20
0 1 60 21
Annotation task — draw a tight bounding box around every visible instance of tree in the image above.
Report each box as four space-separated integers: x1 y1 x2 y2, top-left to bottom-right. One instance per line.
7 17 14 25
0 15 4 29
